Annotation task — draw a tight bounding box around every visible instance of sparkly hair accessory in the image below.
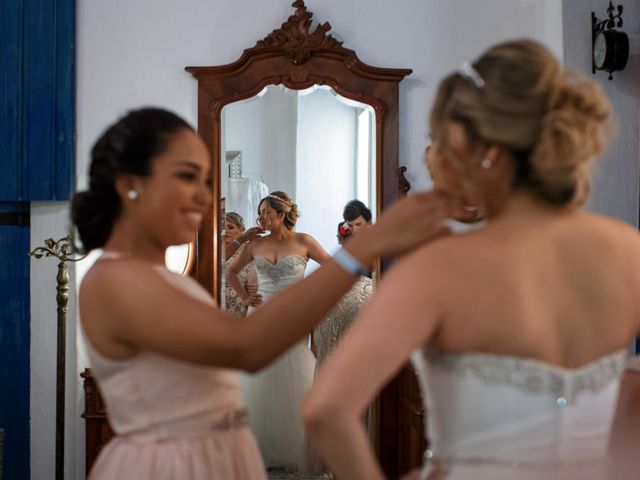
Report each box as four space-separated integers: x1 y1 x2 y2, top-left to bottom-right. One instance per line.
266 193 291 205
458 61 485 89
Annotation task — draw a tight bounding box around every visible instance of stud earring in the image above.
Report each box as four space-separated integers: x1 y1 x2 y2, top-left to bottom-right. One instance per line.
480 158 493 170
127 190 138 200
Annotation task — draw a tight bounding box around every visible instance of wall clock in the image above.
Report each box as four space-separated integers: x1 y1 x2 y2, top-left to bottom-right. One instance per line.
592 2 629 80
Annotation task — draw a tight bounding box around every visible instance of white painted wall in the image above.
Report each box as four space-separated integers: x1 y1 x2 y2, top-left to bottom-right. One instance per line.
30 1 566 477
562 1 640 227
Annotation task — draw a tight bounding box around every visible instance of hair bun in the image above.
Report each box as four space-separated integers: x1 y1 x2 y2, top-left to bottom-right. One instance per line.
530 71 612 206
71 190 119 252
264 191 300 230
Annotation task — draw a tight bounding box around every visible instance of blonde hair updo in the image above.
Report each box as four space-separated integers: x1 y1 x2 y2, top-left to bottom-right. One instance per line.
430 39 613 208
225 212 245 231
259 191 300 230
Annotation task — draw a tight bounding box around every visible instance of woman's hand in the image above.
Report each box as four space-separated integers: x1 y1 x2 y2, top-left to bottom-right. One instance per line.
245 285 262 307
344 190 475 265
239 226 265 243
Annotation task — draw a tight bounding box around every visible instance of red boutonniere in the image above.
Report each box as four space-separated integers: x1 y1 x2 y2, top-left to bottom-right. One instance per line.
339 222 352 237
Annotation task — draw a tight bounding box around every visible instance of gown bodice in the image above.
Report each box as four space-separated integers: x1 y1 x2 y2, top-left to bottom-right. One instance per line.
252 254 308 300
411 346 628 478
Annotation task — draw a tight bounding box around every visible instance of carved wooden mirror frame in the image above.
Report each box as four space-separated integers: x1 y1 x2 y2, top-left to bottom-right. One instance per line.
186 0 411 297
187 7 414 474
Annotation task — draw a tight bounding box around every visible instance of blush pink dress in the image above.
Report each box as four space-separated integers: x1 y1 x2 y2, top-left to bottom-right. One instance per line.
83 253 267 480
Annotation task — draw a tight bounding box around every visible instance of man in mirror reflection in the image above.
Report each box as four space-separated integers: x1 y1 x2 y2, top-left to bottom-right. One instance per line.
343 199 372 233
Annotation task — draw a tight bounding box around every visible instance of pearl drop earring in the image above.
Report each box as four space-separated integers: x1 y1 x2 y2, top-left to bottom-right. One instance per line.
480 158 493 170
127 190 138 200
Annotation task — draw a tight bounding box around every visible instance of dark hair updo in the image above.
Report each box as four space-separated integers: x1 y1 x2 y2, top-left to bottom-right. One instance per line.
71 107 193 251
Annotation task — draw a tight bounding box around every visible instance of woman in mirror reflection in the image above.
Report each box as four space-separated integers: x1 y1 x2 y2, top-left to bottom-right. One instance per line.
72 108 472 480
304 39 640 480
227 191 329 473
223 212 261 317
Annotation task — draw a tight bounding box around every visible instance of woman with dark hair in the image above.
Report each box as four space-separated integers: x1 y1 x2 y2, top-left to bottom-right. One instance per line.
74 107 470 479
227 191 329 472
304 40 640 480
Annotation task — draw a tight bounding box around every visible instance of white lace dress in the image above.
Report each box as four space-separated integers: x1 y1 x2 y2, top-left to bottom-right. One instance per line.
314 276 374 367
223 246 255 317
411 346 628 480
303 276 375 474
243 255 316 470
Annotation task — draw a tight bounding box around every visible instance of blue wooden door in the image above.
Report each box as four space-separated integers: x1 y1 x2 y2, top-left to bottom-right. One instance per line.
0 0 75 477
0 204 31 479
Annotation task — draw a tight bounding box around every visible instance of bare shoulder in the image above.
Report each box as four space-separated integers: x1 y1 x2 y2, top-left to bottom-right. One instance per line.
80 259 167 305
583 211 638 232
386 233 465 289
295 231 314 241
295 232 319 246
579 211 640 250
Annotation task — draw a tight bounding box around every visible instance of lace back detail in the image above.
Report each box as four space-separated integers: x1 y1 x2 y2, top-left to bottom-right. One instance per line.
421 347 627 404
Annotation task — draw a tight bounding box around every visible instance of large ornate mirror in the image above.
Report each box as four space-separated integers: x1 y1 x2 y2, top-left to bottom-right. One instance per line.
186 1 411 475
186 0 411 295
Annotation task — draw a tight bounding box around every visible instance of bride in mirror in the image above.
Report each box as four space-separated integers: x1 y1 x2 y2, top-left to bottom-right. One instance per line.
227 190 330 472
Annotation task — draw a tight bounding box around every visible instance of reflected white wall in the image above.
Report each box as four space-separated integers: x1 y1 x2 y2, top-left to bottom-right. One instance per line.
296 88 359 262
224 88 298 199
223 86 368 265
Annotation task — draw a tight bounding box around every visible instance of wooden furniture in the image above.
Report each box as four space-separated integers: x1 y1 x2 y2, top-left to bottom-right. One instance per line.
81 369 114 476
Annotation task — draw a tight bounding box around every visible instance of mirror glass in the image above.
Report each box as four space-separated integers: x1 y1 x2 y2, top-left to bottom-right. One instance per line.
218 84 377 472
220 83 376 279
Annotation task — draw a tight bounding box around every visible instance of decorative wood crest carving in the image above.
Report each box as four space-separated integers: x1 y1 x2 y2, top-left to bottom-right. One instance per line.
256 0 342 65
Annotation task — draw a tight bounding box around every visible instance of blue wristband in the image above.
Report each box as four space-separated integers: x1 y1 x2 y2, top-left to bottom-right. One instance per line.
333 247 370 277
233 239 242 247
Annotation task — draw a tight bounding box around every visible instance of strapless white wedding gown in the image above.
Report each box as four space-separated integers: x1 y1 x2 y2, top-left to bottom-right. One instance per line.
244 255 316 470
411 346 628 479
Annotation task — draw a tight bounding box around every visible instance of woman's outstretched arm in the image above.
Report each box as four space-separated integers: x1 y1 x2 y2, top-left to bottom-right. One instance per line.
223 226 264 259
81 191 468 373
227 242 257 304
